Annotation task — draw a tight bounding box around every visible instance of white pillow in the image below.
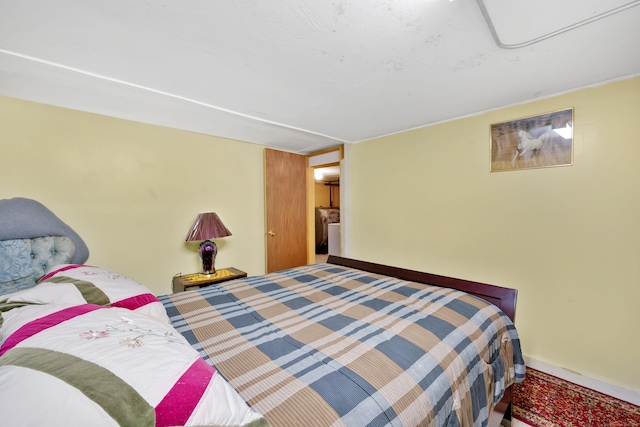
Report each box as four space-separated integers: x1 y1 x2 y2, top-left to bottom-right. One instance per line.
40 264 170 323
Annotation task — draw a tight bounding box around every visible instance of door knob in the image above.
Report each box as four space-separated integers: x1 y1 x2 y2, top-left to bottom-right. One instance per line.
268 230 276 237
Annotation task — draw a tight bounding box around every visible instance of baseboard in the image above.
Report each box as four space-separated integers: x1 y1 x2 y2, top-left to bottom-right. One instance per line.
524 356 640 406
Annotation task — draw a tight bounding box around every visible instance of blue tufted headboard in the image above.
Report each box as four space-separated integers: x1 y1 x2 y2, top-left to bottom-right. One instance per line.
0 198 90 296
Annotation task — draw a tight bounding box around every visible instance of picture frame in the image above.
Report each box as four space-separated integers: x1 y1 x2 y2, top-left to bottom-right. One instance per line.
490 108 574 172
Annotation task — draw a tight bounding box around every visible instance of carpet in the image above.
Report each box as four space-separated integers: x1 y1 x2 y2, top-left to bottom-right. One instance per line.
512 368 640 427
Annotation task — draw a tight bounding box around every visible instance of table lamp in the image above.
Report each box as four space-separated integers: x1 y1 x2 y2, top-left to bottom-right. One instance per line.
185 212 232 276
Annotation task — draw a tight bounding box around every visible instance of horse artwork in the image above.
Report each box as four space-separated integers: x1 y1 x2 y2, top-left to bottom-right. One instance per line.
512 129 548 161
490 108 574 172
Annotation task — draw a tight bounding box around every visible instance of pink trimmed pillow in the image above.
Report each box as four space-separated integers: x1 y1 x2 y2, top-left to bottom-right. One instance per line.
39 264 170 323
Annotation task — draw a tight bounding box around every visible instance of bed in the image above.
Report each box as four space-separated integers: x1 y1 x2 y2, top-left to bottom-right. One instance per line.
0 198 525 427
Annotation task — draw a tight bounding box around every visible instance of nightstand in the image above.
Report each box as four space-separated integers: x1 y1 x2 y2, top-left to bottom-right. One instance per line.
172 267 247 293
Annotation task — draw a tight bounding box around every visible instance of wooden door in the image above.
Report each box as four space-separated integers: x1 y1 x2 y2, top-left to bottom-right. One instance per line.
265 148 308 273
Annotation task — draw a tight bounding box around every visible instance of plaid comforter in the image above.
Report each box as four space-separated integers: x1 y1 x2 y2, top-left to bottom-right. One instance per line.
160 263 525 427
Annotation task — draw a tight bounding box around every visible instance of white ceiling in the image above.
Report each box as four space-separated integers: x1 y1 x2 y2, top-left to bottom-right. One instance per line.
1 0 639 154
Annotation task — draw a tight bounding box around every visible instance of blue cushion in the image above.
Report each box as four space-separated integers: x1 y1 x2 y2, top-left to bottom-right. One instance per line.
0 239 36 296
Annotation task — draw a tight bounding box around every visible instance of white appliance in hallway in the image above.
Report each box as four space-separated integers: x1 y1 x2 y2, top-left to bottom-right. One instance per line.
328 223 341 256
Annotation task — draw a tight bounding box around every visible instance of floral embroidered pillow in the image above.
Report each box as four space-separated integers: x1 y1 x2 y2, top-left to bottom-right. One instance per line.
39 264 170 323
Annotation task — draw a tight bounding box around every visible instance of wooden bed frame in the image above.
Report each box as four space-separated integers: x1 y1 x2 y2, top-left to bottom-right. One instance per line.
327 255 518 427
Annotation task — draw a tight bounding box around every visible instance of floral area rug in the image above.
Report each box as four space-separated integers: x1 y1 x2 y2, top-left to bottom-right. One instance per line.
512 368 640 427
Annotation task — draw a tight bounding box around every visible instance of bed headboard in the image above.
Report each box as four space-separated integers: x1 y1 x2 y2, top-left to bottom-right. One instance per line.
0 197 89 262
327 255 518 322
0 197 90 296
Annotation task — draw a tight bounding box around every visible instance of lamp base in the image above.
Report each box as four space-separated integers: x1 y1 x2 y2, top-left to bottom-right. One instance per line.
198 240 218 275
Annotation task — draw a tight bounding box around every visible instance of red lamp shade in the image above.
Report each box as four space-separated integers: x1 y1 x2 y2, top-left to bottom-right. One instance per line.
185 212 232 242
185 213 231 275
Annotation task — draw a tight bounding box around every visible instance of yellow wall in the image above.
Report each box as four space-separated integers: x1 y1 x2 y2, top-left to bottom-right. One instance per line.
3 77 639 393
0 96 266 295
349 77 640 393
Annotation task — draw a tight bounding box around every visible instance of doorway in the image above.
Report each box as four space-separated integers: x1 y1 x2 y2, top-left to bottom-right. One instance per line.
313 165 340 263
308 147 343 265
264 145 347 272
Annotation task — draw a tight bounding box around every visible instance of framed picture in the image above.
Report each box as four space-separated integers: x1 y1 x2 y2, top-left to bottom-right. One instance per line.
490 108 574 172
